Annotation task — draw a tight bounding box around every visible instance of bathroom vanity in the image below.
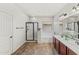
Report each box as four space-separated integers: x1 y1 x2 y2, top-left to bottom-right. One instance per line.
53 9 79 55
53 35 78 55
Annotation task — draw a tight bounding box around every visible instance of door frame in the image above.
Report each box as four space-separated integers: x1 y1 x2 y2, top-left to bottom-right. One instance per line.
26 22 38 41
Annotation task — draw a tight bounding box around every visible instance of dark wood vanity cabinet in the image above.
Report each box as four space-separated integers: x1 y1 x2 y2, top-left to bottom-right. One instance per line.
67 47 76 55
55 39 60 53
53 36 77 55
53 37 60 54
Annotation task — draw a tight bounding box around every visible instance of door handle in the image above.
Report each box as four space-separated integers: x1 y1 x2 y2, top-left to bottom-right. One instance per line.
10 36 13 38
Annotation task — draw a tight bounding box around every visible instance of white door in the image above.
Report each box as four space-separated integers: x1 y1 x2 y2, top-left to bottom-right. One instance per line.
0 12 13 55
26 23 33 40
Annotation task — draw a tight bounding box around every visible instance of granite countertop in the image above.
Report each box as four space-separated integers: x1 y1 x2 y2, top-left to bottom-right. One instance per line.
54 35 79 55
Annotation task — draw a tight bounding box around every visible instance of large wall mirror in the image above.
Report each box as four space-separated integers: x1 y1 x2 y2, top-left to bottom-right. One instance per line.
66 21 79 38
67 22 78 32
67 22 74 31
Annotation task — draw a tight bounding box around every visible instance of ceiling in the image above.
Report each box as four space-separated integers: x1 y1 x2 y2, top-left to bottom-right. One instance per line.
0 3 69 17
0 3 27 15
15 3 67 16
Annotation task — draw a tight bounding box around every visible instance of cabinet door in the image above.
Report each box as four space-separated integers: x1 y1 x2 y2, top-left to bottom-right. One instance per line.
67 48 76 55
56 39 59 53
60 42 67 55
53 37 56 48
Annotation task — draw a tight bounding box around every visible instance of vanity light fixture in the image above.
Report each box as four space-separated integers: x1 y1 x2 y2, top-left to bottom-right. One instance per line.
64 13 67 16
77 3 79 10
59 13 67 21
59 13 67 17
72 6 76 12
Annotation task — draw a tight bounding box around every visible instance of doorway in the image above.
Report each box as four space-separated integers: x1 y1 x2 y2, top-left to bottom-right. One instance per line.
26 22 38 41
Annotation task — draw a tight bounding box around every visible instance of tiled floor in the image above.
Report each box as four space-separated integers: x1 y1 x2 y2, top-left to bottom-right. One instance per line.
13 42 58 55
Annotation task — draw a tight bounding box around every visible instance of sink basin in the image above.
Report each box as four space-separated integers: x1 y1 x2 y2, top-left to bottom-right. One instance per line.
61 36 76 44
